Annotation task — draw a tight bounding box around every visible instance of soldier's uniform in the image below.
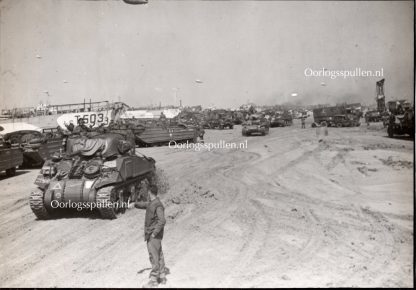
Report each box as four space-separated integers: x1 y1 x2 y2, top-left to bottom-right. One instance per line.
135 196 167 286
73 119 91 135
79 123 90 132
160 112 167 121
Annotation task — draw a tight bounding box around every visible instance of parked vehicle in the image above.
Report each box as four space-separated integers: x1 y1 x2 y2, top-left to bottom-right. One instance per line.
364 110 382 122
270 112 293 127
0 123 64 167
332 115 361 127
202 110 234 129
0 141 23 177
121 119 202 147
312 104 361 127
242 115 270 136
30 132 157 219
386 101 414 138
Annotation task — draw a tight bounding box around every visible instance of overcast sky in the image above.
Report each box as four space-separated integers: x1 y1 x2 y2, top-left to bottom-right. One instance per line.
0 0 414 109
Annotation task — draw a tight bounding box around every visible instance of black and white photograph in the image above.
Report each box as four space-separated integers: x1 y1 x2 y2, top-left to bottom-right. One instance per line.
0 0 414 288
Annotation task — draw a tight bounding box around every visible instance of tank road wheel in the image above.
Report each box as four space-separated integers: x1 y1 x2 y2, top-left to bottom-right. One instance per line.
5 167 16 177
30 190 51 220
96 186 122 219
336 123 342 128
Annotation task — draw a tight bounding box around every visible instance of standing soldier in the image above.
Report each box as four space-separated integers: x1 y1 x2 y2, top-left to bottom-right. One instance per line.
78 118 91 132
159 111 167 129
73 118 91 135
159 111 167 121
131 185 167 288
301 115 306 129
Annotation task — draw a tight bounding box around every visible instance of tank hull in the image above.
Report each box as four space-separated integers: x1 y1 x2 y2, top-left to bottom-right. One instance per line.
30 132 157 220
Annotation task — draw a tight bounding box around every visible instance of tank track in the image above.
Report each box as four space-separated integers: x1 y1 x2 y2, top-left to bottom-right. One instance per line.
29 190 51 220
96 186 118 219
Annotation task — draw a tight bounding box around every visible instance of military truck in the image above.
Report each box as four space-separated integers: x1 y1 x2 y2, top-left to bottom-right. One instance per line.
270 111 293 127
3 129 64 167
174 111 206 141
0 140 23 177
30 131 157 219
332 115 361 127
386 101 414 138
232 111 245 125
0 123 64 167
312 104 361 127
364 110 382 123
176 110 205 126
203 110 234 129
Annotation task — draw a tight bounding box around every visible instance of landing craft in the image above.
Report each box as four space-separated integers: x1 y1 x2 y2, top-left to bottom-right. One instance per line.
56 102 128 130
57 110 113 129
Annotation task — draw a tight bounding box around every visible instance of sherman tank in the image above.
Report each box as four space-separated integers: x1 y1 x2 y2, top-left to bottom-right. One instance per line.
29 132 156 220
242 114 270 136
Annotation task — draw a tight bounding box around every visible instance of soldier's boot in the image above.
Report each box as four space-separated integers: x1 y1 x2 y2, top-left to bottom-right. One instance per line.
142 280 158 288
158 277 167 285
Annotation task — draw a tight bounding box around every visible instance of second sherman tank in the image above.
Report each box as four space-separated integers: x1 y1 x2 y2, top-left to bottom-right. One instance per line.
242 114 270 136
